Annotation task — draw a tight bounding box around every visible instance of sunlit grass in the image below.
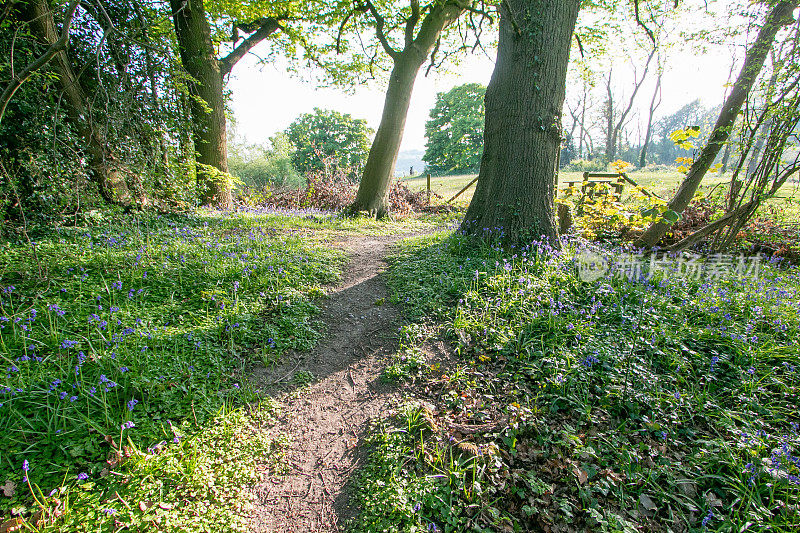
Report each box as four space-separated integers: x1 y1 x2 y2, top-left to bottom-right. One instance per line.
0 210 347 530
359 231 800 531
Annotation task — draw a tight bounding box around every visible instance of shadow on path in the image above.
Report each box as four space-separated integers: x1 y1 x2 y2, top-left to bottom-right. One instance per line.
248 233 411 532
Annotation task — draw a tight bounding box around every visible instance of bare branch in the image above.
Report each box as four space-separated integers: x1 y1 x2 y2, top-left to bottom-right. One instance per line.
464 4 493 23
336 6 367 54
0 0 80 124
574 33 585 59
363 0 400 59
425 36 441 76
615 48 655 136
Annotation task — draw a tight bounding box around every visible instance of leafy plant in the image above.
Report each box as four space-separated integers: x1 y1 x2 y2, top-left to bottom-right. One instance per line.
360 231 800 531
0 211 344 530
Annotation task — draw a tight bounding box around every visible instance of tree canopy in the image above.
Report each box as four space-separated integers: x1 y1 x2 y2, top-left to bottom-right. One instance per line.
423 83 486 175
285 108 374 181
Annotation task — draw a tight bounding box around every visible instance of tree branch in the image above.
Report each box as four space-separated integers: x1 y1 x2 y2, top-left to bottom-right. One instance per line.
574 33 585 58
614 47 655 135
336 6 367 53
425 36 441 76
405 0 420 47
633 0 656 44
464 3 493 23
363 0 400 59
220 17 281 77
0 0 80 125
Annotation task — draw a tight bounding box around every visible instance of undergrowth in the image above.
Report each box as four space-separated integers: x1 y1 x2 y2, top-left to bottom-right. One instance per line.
0 211 345 531
359 232 800 532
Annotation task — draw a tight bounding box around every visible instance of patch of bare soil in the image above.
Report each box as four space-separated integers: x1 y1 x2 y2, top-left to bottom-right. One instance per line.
247 232 409 532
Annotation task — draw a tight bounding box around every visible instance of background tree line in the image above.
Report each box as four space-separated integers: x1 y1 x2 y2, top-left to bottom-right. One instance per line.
2 0 798 251
1 0 493 222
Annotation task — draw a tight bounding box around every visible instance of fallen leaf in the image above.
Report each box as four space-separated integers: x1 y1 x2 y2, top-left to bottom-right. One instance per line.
139 501 155 512
677 480 698 498
705 492 723 508
0 517 23 533
601 469 624 484
1 480 16 498
572 465 588 485
639 493 657 511
104 434 117 448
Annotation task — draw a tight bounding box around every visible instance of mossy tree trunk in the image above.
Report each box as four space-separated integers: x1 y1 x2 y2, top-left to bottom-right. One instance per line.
169 0 232 209
460 0 580 246
169 0 280 209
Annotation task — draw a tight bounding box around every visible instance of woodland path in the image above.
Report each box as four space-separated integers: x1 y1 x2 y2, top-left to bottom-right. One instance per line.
248 231 413 532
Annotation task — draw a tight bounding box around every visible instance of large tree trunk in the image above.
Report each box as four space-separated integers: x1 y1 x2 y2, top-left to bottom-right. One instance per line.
169 0 232 209
20 0 136 207
349 56 421 217
460 0 580 246
634 0 797 248
348 0 464 218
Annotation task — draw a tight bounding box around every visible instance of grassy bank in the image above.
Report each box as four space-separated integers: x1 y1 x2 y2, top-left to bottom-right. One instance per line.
0 211 349 531
357 232 800 532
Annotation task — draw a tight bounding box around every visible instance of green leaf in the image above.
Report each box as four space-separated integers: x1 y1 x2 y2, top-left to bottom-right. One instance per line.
661 209 681 223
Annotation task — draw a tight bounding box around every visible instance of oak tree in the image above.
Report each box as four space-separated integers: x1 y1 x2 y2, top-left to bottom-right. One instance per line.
461 0 580 245
423 82 486 174
336 0 494 217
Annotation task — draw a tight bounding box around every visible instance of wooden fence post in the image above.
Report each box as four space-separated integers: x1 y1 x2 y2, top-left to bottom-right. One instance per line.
427 173 431 204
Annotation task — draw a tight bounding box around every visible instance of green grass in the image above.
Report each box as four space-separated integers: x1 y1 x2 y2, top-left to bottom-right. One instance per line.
401 169 691 205
0 210 352 530
402 168 799 208
357 231 800 532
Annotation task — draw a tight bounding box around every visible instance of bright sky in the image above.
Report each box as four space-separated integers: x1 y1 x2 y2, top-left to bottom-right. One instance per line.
227 7 740 153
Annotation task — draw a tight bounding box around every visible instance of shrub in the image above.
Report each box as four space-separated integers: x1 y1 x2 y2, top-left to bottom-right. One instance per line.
563 158 608 172
228 133 303 190
636 163 675 173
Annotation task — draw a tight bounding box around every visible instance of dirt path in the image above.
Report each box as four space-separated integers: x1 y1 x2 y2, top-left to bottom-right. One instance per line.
248 232 409 532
